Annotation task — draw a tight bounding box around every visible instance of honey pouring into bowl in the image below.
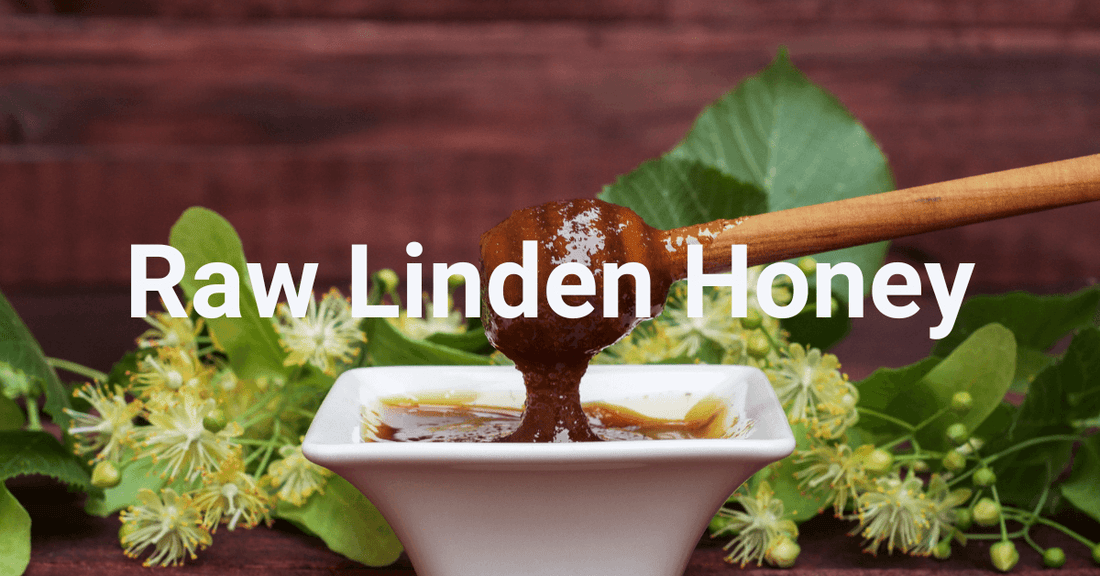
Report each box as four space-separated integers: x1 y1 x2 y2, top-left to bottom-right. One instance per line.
303 153 1100 576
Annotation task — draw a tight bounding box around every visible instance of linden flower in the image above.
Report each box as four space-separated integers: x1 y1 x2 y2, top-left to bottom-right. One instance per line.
130 347 211 399
191 453 271 532
593 322 685 365
120 488 212 567
134 392 242 481
137 305 204 351
663 286 747 357
713 481 799 567
265 444 332 506
64 383 143 463
274 288 364 376
765 344 859 439
851 470 936 555
795 443 875 517
390 293 467 340
912 474 971 556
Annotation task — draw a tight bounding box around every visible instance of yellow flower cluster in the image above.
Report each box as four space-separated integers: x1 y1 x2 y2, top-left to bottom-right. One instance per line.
64 296 362 567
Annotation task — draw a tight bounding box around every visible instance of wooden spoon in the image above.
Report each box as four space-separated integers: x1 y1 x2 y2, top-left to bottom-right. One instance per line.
662 153 1100 275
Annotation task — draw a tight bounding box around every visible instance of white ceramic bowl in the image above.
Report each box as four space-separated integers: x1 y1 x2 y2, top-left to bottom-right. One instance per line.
303 364 794 576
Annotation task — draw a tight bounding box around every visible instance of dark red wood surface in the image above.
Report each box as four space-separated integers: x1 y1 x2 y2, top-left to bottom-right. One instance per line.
2 1 1100 574
11 474 1100 575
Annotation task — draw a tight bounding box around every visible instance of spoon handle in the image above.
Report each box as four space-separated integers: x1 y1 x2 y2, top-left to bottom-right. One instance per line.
663 153 1100 274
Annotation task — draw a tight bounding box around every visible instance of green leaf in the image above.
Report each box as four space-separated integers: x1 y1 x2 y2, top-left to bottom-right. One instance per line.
760 425 828 522
425 329 494 355
1012 327 1100 436
0 396 23 431
0 482 31 576
1061 433 1100 523
275 476 402 567
0 291 70 429
854 357 940 439
169 207 289 380
979 328 1100 510
599 158 766 230
855 325 1014 451
0 430 91 491
83 453 165 517
667 48 894 294
930 287 1100 391
932 288 1100 357
365 318 492 367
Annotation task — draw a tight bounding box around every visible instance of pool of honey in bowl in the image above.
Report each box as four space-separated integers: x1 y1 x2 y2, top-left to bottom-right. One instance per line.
365 396 752 442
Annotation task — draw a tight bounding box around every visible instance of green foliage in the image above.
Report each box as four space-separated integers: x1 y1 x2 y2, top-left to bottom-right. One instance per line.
854 324 1015 450
84 452 165 517
752 424 827 523
169 207 289 381
931 287 1100 393
364 317 492 367
666 48 894 294
600 49 893 347
0 430 91 491
0 482 31 576
0 292 70 429
600 158 767 230
990 327 1100 510
1060 434 1100 524
275 476 403 567
424 326 494 355
0 396 23 431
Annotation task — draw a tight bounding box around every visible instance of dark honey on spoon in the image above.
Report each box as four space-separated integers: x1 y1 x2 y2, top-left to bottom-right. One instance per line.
478 198 728 442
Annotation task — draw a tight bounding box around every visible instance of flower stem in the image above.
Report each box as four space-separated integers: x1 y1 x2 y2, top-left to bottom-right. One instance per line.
992 484 1009 542
964 529 1028 540
949 434 1081 487
254 420 282 477
1022 528 1044 555
858 407 916 431
1004 507 1097 548
25 398 42 431
46 357 108 382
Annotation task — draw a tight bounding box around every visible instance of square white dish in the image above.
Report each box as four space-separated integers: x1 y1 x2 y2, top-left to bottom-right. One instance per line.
303 364 794 576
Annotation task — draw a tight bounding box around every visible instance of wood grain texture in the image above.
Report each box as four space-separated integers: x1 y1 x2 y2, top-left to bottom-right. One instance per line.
12 477 1100 575
2 13 1099 294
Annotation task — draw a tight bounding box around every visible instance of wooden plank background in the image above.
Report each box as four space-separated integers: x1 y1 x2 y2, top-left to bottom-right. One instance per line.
3 4 1100 574
2 2 1099 372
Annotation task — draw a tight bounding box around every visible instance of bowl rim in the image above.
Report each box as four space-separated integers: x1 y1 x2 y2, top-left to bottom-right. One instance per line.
303 364 796 467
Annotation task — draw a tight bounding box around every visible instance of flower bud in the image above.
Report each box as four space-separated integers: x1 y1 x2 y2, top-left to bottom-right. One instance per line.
951 391 973 413
973 467 997 487
1043 547 1066 568
747 333 771 358
203 408 227 433
942 450 967 472
92 460 121 489
973 498 1001 526
374 269 400 293
797 257 817 276
946 423 969 445
990 541 1019 572
933 538 952 560
954 508 973 530
766 535 800 568
740 309 763 330
864 448 894 474
911 459 930 473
